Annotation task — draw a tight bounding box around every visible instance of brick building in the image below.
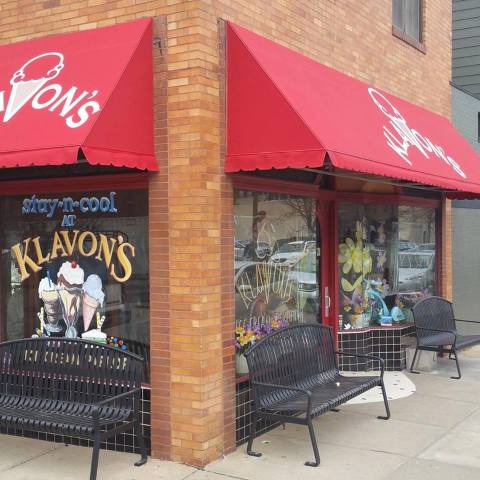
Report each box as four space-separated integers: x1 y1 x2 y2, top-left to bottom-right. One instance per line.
0 0 477 469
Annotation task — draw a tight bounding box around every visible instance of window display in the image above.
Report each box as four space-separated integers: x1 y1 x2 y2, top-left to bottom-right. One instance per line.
0 188 149 377
338 203 436 330
234 190 319 373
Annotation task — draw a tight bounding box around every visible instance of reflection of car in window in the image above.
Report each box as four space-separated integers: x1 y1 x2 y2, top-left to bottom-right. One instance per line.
288 250 319 301
235 240 273 260
418 243 435 251
398 240 418 251
397 251 435 290
269 240 316 266
234 252 319 324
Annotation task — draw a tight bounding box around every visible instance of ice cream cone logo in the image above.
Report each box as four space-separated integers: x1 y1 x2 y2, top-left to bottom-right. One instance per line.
4 52 64 123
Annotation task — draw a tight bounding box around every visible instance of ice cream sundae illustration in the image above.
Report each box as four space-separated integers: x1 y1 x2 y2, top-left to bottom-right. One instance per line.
4 52 64 122
82 274 105 332
38 272 62 333
57 260 84 338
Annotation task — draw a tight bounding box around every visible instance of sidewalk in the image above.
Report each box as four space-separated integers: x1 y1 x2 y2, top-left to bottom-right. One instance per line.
1 349 480 480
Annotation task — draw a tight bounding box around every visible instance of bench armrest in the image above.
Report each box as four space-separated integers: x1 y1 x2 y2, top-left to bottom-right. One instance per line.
415 326 457 346
91 388 141 420
335 351 385 377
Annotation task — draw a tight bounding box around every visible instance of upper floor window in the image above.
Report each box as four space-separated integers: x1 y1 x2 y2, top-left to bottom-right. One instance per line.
393 0 424 51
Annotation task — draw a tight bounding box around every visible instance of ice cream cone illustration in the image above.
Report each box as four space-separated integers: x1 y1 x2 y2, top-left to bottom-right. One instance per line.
38 275 62 333
83 294 99 331
82 274 105 331
4 52 64 123
57 261 85 338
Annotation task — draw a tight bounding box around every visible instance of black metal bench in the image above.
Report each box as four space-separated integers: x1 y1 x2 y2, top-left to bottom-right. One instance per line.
0 338 147 480
244 323 390 466
411 296 480 379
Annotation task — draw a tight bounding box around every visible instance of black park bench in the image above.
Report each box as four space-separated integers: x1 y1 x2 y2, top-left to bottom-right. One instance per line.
0 338 147 480
411 296 480 379
244 323 390 466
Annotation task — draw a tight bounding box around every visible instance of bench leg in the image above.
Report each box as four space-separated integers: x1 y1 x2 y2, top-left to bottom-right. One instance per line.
410 347 420 374
133 394 148 466
450 349 462 380
90 431 101 480
247 412 262 458
134 419 148 466
305 419 320 467
377 379 391 420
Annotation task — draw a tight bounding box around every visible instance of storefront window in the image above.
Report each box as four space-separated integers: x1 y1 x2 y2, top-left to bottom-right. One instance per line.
338 203 435 330
234 190 319 367
0 188 149 377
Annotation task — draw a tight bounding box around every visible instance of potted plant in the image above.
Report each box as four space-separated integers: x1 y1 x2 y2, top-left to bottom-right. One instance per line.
235 319 289 375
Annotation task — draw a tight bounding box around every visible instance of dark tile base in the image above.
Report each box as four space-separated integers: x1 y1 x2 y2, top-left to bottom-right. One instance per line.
338 325 415 371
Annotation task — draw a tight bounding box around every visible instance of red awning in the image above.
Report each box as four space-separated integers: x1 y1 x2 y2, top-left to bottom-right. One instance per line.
226 23 480 194
0 19 156 171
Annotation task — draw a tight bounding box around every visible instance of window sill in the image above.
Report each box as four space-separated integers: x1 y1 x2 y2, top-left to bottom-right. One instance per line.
392 26 426 54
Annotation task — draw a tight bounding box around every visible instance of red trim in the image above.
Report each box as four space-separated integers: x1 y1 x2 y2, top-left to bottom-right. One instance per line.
0 173 149 196
335 191 440 208
332 201 340 345
232 174 320 197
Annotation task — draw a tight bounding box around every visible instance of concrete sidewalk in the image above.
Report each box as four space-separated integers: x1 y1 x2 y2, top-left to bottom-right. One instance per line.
2 350 480 479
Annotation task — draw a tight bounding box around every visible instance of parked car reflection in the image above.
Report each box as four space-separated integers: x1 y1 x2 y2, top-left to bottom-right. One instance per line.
269 240 315 266
397 251 435 291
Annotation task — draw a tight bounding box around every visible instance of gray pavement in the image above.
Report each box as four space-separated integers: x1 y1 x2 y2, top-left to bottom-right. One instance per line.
2 349 480 479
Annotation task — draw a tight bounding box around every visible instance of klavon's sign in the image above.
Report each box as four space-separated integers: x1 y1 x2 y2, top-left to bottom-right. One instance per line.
0 52 101 128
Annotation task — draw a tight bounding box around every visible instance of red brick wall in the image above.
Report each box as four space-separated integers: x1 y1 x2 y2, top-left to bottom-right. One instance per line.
0 0 453 467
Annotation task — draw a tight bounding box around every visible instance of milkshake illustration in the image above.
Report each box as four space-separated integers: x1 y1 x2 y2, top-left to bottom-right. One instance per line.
38 276 62 333
82 274 105 332
57 260 84 338
4 52 64 122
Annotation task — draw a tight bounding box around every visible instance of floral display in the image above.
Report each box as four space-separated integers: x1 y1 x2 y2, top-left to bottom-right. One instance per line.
338 202 436 330
235 319 289 355
338 220 374 328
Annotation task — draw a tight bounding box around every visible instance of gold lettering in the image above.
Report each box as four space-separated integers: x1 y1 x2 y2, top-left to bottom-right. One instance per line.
50 231 68 260
95 234 117 267
110 242 135 282
59 230 79 256
31 236 50 265
11 238 42 281
78 231 98 257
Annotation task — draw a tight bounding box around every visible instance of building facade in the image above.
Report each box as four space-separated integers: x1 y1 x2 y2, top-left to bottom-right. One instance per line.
452 0 480 330
0 0 458 468
452 85 480 153
453 0 480 99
